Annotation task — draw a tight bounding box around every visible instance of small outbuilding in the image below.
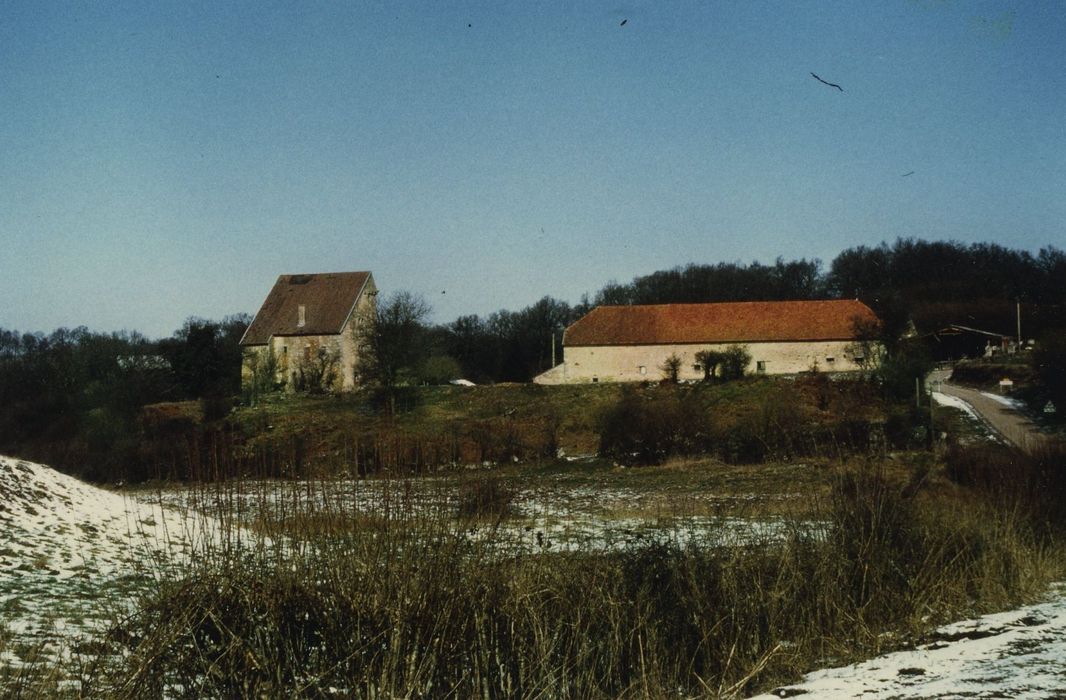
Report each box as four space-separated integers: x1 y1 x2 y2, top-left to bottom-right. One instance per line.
240 271 376 392
534 299 879 384
925 324 1013 362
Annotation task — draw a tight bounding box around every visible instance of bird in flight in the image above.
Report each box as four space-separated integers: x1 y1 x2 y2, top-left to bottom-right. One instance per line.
810 72 843 92
620 19 627 26
901 171 915 177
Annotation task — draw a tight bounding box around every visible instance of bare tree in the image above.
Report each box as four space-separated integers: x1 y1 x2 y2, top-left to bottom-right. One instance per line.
720 345 751 381
294 343 340 394
354 291 432 414
694 349 724 382
846 316 886 371
242 346 280 405
660 353 682 383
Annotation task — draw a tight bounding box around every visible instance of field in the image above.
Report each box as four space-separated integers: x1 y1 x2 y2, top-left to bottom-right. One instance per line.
2 377 1065 697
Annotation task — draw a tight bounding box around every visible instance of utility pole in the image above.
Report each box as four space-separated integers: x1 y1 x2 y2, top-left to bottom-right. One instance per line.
1017 300 1022 345
551 332 556 367
930 379 936 452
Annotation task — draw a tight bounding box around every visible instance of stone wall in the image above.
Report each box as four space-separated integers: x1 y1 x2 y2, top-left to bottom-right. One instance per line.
539 340 870 384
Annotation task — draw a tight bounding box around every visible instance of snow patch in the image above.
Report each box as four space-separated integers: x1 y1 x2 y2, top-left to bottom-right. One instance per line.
0 455 230 669
932 391 982 422
750 583 1066 699
981 391 1028 411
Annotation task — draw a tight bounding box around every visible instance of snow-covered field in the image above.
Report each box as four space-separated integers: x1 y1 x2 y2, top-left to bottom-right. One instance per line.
4 454 1065 697
0 455 222 671
0 455 799 677
149 477 809 552
750 583 1066 699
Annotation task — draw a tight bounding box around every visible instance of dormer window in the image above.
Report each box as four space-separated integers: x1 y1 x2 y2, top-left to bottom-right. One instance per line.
297 305 306 328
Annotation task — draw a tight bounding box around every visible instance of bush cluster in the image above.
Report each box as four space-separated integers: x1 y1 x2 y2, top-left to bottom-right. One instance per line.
598 387 713 465
945 441 1066 531
598 382 918 466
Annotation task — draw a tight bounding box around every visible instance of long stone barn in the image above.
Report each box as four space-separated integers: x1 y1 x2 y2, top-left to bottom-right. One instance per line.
534 299 880 384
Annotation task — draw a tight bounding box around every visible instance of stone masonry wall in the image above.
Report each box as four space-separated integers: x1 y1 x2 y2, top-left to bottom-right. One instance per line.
545 340 868 383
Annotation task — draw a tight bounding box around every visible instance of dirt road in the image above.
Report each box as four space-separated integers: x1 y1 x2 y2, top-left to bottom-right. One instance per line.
933 374 1049 452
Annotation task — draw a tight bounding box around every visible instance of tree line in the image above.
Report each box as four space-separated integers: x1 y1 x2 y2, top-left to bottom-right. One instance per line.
0 316 248 479
1 237 1063 477
434 239 1064 384
369 238 1064 419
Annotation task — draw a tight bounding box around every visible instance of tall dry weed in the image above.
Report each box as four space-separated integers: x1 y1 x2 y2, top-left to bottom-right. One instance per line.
78 458 1064 699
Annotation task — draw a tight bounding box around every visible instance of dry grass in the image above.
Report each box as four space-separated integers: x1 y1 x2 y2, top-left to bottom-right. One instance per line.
62 452 1066 699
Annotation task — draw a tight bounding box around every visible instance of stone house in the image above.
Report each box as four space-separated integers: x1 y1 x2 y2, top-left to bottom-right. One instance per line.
534 299 879 384
240 271 376 392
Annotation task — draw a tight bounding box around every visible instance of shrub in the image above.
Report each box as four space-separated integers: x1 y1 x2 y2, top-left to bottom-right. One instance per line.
419 355 463 385
945 441 1066 531
877 342 934 403
720 344 751 381
660 353 682 383
695 349 724 381
694 346 751 382
293 347 340 394
241 346 281 405
457 475 517 520
598 387 713 465
718 423 767 463
1031 327 1066 419
951 360 1035 388
199 395 233 423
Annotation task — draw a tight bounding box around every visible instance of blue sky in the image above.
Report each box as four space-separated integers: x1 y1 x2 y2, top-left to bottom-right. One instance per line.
1 1 1063 337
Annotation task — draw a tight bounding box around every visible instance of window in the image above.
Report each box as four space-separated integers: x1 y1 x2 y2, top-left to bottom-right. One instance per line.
297 304 306 328
825 356 835 364
756 360 767 374
592 377 599 383
693 364 702 372
303 346 312 363
639 365 647 375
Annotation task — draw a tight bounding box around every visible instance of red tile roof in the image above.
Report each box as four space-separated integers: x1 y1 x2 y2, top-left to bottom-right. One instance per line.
563 300 879 346
240 272 373 345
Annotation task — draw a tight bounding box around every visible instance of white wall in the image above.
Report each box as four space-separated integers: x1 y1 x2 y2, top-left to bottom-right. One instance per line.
545 340 870 383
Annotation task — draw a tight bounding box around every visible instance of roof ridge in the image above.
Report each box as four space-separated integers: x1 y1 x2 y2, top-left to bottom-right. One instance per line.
240 271 374 346
596 298 864 308
567 299 878 346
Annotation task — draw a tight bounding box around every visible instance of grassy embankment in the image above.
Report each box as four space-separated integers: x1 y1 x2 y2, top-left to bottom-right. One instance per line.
146 374 909 480
6 376 1066 698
